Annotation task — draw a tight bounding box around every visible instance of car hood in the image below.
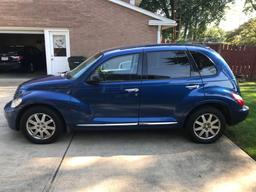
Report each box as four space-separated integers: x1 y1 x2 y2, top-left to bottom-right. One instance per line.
19 75 74 91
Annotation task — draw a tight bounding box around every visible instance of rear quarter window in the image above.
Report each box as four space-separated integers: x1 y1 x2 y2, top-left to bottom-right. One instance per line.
191 51 217 76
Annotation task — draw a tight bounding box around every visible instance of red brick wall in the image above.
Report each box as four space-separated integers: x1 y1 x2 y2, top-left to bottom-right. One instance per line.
0 0 157 57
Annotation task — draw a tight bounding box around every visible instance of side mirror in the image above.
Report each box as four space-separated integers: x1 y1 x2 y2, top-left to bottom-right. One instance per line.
86 73 101 84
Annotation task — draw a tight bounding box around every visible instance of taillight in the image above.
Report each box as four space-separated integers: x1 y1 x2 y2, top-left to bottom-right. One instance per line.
11 56 23 61
232 93 245 107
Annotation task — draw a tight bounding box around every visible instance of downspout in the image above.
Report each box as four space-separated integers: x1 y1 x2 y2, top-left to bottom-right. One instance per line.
157 25 162 44
129 0 135 5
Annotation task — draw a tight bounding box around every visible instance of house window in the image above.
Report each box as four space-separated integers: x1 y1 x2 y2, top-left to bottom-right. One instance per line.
53 35 67 57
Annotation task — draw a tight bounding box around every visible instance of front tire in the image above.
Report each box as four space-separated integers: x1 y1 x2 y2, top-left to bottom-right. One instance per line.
20 106 63 144
186 107 226 143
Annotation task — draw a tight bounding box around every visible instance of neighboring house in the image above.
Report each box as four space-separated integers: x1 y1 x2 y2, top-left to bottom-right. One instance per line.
0 0 176 75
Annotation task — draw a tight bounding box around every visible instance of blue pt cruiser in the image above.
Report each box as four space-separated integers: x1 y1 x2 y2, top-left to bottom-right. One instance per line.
4 44 249 144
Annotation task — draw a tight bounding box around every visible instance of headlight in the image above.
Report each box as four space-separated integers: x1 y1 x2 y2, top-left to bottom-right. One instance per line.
11 98 22 108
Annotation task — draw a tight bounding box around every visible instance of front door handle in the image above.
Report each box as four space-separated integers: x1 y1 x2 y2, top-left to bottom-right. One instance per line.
186 84 200 89
125 88 139 93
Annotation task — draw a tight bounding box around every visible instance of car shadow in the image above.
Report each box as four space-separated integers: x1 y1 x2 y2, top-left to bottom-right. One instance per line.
68 128 215 157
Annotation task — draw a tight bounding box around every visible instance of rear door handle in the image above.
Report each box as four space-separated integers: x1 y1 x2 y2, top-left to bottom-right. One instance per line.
125 88 139 93
186 84 200 89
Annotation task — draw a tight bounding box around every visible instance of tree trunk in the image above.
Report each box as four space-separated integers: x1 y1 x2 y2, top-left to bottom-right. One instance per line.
171 0 176 41
187 23 193 41
183 21 188 40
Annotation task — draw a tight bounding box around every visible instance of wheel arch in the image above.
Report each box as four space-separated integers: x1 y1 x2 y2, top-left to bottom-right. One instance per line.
184 102 232 127
16 103 68 132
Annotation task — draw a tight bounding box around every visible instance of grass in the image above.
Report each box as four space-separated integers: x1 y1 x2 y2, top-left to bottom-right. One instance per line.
225 82 256 160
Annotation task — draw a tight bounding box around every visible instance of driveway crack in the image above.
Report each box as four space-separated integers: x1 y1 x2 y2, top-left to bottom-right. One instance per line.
43 133 74 192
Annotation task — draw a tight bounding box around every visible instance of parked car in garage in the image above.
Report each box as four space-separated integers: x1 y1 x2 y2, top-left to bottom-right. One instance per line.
0 46 46 72
4 44 249 144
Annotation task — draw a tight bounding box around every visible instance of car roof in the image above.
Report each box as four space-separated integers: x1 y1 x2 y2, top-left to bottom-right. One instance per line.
102 43 214 56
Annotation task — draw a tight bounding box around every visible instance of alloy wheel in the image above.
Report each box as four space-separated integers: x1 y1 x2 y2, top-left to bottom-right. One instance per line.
26 113 56 140
193 113 221 140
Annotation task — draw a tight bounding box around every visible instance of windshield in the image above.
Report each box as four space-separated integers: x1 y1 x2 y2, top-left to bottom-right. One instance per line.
67 52 102 79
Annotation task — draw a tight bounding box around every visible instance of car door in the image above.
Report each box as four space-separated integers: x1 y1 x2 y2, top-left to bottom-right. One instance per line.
72 53 142 127
139 49 204 127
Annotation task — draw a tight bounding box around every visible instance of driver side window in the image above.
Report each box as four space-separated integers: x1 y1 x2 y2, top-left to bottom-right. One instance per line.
93 54 140 82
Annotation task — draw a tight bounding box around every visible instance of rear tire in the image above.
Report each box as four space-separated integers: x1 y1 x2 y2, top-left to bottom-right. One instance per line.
20 106 63 144
186 107 226 143
28 62 34 72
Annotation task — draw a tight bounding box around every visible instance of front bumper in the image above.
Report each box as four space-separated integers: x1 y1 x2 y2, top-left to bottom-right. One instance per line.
229 105 249 125
4 101 20 131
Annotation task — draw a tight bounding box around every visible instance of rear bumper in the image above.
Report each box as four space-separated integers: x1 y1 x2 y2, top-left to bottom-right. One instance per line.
229 105 249 125
0 62 21 70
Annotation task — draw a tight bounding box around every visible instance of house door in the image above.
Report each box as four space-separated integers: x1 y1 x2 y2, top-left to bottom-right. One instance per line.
48 31 70 75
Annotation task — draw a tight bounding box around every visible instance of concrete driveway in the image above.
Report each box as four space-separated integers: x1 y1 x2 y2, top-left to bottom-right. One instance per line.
0 80 256 192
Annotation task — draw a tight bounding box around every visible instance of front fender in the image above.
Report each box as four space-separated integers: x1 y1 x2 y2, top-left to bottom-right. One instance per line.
19 90 73 126
19 90 93 128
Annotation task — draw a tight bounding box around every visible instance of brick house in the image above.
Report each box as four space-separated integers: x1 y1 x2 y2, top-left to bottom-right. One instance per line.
0 0 176 75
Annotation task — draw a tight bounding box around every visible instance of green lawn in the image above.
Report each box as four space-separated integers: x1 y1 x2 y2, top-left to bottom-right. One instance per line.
225 82 256 160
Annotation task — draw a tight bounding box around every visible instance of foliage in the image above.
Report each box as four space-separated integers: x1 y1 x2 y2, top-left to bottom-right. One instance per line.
139 0 234 41
226 18 256 45
198 27 226 42
244 0 256 13
226 82 256 160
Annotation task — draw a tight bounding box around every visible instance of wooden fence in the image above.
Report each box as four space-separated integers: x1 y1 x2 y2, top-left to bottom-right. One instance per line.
207 44 256 81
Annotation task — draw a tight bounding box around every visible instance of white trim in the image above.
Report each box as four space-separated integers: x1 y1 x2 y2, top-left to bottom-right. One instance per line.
157 25 162 44
139 122 178 125
0 27 44 34
44 30 51 74
108 0 176 26
0 30 43 34
76 122 178 127
0 27 69 34
149 20 177 26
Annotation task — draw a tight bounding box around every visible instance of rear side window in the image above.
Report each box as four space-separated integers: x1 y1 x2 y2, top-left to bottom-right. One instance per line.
146 51 195 79
191 51 217 76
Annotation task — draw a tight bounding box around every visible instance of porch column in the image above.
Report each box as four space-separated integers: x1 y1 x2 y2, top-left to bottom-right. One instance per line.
157 25 162 44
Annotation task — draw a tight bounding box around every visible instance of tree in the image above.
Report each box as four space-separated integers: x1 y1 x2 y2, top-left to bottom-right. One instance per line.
198 27 226 42
139 0 176 40
244 0 256 13
139 0 233 41
226 18 256 45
